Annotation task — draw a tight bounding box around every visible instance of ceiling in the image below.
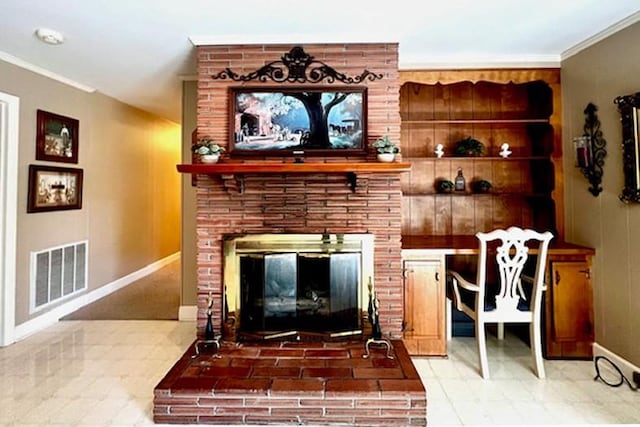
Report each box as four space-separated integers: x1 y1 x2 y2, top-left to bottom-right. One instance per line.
1 0 640 123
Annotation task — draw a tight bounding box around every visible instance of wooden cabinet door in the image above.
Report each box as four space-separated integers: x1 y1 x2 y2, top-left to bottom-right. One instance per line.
546 261 594 358
403 259 446 355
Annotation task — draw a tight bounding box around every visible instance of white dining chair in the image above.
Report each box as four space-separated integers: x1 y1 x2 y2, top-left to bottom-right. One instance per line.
447 226 553 379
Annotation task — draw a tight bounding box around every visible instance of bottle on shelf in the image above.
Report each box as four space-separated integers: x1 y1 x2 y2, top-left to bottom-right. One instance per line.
455 168 466 191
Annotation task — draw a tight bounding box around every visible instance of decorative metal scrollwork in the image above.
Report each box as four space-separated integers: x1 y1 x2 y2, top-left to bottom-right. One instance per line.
615 92 640 203
577 103 607 196
212 46 383 84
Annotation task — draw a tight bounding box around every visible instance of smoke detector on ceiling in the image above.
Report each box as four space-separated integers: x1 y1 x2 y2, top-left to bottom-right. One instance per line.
34 28 65 45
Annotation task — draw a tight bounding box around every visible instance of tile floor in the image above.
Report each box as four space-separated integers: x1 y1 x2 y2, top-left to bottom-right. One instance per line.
0 320 638 426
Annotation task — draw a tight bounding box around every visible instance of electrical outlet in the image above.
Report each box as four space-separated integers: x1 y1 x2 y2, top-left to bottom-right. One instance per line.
633 371 640 389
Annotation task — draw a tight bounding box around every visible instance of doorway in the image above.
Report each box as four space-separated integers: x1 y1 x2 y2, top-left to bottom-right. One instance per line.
0 91 19 346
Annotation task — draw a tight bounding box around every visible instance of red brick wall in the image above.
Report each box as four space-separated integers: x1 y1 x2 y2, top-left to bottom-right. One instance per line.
195 43 403 339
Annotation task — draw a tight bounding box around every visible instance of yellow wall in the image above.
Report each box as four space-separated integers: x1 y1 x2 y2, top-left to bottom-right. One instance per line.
561 21 640 366
0 59 181 325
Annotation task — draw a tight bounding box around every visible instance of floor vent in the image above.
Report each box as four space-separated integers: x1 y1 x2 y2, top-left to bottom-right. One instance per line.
30 240 88 312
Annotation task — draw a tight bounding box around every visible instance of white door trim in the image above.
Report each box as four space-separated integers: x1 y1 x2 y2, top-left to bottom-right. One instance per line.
0 91 19 346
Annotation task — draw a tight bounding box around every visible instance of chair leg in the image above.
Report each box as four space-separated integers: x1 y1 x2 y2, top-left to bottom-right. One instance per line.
530 321 545 379
446 298 452 341
497 322 504 340
476 320 490 379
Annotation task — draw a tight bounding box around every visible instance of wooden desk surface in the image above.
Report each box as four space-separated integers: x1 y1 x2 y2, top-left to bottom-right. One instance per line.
401 234 595 256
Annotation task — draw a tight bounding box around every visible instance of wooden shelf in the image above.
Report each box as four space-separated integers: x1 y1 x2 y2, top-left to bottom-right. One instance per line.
177 161 411 175
402 191 552 197
405 156 549 161
177 161 411 193
402 118 550 124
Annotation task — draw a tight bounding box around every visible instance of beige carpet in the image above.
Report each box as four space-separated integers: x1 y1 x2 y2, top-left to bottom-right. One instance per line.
62 259 180 320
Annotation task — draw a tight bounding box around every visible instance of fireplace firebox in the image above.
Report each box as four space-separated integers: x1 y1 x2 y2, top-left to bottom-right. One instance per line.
223 233 374 340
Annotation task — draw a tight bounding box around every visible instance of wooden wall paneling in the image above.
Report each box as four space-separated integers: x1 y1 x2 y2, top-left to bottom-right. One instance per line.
434 195 452 235
413 124 433 158
450 82 473 120
433 83 448 120
404 82 434 121
473 82 495 120
400 121 412 157
474 196 494 232
410 195 435 235
451 196 475 234
401 196 413 233
490 195 508 229
492 160 522 193
410 159 433 194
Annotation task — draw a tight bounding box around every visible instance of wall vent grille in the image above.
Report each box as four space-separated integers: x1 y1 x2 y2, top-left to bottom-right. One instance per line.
30 240 87 312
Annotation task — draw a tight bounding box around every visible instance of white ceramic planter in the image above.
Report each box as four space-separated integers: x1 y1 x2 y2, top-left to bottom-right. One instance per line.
200 154 220 164
377 153 395 163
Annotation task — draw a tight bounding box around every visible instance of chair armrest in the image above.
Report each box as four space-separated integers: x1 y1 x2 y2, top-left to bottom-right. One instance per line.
521 274 547 291
447 270 479 312
447 270 480 292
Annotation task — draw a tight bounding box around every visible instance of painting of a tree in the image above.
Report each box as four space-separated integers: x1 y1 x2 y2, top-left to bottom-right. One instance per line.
231 88 366 154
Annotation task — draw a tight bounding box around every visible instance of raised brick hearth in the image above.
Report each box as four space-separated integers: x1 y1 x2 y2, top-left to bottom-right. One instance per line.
156 42 427 425
154 340 426 425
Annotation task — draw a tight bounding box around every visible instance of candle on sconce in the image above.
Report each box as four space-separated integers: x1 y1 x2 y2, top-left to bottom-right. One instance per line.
573 136 592 168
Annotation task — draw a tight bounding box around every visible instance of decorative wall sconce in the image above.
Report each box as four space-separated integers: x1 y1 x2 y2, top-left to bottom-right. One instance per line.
573 103 606 196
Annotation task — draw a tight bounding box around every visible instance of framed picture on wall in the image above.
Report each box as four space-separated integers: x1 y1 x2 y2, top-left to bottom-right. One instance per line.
27 165 83 213
36 109 79 163
228 86 367 156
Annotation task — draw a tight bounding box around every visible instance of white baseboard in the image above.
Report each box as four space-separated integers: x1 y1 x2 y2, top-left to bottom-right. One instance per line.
14 252 180 341
593 342 640 391
178 305 197 321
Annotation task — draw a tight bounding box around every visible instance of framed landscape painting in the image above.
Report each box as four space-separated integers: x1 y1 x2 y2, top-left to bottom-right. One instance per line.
36 109 79 163
229 87 367 156
27 165 83 213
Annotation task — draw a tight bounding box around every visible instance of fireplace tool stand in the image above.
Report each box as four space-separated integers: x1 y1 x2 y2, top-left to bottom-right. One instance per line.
192 292 222 359
363 283 394 359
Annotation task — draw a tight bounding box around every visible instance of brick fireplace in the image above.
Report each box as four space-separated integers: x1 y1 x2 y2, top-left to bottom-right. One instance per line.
154 43 426 426
192 42 404 339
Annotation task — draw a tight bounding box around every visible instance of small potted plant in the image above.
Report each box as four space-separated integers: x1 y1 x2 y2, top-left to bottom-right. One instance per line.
193 139 225 163
436 179 455 194
472 179 492 193
372 135 400 162
455 136 485 157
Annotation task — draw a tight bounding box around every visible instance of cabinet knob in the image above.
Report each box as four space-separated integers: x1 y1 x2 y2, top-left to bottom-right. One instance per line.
555 270 561 285
435 272 440 282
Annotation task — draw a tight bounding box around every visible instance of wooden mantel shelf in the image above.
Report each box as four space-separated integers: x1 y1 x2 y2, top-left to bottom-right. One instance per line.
176 161 412 174
177 161 411 193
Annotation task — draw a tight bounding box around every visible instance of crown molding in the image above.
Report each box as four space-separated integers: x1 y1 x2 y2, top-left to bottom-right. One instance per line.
189 34 394 46
0 51 95 93
399 54 560 70
562 11 640 60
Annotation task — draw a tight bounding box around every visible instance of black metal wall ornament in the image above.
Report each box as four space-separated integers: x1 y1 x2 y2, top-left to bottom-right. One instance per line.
212 46 383 84
614 92 640 203
575 103 607 196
